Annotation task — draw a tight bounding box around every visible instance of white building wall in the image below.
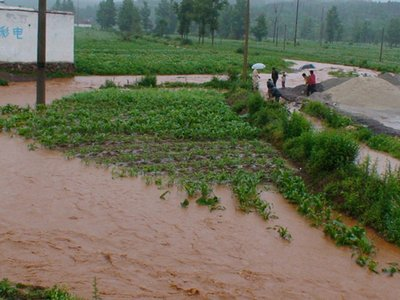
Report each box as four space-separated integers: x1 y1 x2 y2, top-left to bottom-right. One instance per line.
0 7 74 63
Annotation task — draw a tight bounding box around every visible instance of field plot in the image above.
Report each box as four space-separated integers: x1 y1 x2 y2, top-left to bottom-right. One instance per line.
1 88 279 197
74 29 287 75
2 86 400 299
74 28 400 77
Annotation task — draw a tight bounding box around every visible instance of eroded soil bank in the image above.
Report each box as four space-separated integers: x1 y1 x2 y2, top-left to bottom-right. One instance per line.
1 134 400 299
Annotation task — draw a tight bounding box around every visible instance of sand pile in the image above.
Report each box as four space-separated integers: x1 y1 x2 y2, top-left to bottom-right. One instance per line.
326 77 400 110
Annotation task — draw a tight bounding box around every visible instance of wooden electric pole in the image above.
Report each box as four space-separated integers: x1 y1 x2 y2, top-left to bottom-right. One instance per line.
36 0 46 106
242 0 250 83
294 0 299 47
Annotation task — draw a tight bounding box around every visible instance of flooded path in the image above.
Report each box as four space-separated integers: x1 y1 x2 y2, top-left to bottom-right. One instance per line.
0 74 222 106
1 134 400 299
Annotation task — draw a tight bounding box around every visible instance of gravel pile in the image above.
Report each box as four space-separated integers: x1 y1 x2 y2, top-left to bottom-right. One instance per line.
378 73 400 87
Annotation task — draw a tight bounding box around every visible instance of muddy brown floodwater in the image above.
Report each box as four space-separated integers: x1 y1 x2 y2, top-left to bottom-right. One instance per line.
1 134 400 299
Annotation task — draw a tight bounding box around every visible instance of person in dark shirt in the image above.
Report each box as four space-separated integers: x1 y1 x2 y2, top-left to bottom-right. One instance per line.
267 78 274 98
271 67 279 86
271 87 281 102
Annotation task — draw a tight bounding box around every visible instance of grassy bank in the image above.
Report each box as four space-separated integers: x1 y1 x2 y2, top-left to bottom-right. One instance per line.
230 92 400 247
0 278 79 300
302 100 400 160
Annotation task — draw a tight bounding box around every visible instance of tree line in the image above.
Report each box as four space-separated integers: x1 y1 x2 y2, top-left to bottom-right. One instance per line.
94 0 400 47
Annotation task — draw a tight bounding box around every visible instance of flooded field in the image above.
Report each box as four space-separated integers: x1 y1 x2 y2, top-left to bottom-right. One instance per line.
1 135 400 299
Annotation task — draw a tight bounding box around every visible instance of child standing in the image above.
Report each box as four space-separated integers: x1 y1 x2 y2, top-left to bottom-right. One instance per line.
281 72 287 88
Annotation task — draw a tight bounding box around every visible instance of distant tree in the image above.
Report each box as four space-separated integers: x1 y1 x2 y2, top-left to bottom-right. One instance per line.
118 0 142 39
218 4 234 39
131 4 142 36
386 17 400 47
174 0 194 39
53 0 74 12
325 6 342 42
154 19 168 36
231 0 246 39
155 0 177 35
208 0 228 45
53 0 61 10
251 14 268 42
140 1 152 33
97 0 116 29
300 17 315 40
352 20 375 43
193 0 208 43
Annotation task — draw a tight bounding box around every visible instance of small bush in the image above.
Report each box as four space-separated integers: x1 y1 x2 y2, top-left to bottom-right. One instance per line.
236 47 244 54
353 127 373 142
283 132 315 162
137 74 157 87
99 79 117 89
227 68 240 82
283 112 312 139
0 78 8 86
308 131 359 173
181 38 193 45
248 93 264 115
231 99 248 115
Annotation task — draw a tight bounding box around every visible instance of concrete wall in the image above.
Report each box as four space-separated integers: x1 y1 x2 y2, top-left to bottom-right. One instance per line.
0 7 74 63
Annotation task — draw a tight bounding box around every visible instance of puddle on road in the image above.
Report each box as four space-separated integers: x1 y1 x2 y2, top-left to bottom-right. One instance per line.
1 134 400 299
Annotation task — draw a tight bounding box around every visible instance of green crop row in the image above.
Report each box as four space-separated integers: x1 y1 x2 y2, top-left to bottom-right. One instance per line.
1 88 258 148
75 28 287 76
74 28 400 77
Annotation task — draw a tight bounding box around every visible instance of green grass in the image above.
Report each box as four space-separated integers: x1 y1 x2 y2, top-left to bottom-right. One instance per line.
75 28 287 75
1 88 258 147
0 278 79 300
236 90 400 250
75 28 400 76
301 100 400 160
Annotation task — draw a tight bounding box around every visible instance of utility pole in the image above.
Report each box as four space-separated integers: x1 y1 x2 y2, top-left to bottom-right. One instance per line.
242 0 250 83
379 27 384 62
294 0 299 47
36 0 46 106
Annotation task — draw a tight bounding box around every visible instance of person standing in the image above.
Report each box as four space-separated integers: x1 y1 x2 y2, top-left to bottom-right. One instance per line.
307 70 316 96
271 86 281 102
267 78 274 98
271 67 279 87
281 71 287 88
252 68 261 91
